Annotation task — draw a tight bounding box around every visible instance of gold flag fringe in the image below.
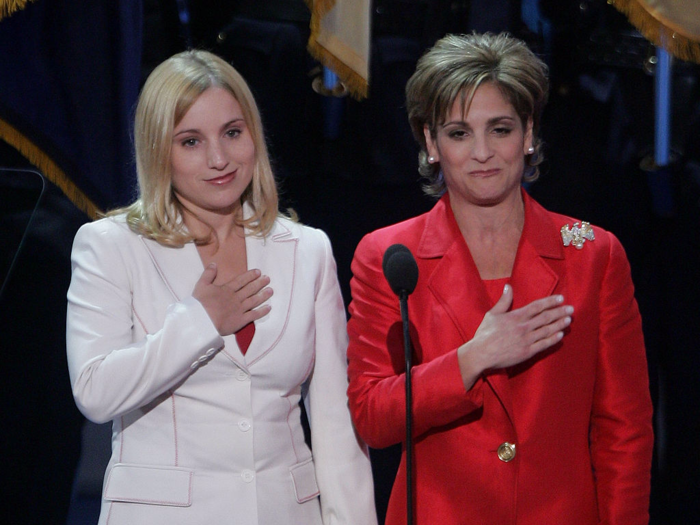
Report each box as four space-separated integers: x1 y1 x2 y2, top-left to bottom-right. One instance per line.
306 0 369 100
307 38 369 100
0 0 37 21
0 117 101 219
609 0 700 64
306 0 335 19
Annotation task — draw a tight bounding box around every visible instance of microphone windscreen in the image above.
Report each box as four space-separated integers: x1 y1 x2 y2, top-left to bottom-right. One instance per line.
382 243 408 276
382 244 419 296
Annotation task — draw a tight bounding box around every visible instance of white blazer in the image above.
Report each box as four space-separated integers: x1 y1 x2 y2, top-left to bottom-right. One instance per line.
66 212 377 525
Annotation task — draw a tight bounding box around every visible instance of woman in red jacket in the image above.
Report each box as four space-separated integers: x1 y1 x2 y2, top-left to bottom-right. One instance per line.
346 32 653 524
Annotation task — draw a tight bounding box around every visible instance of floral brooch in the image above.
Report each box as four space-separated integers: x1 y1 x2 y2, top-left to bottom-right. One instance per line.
561 221 595 249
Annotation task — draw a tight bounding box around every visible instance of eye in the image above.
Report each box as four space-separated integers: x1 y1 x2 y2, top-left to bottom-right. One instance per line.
448 129 468 139
225 128 242 138
492 126 513 136
181 138 198 147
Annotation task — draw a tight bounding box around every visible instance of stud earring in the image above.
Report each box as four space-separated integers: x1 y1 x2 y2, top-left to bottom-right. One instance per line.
428 156 435 164
527 147 535 154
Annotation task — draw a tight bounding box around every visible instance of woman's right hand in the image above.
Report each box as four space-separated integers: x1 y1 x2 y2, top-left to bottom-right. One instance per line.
457 284 573 390
193 263 273 336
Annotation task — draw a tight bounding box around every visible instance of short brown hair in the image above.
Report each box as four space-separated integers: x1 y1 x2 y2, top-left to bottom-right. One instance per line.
405 32 549 197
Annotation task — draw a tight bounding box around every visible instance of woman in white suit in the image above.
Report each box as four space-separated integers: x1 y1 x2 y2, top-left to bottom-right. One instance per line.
66 50 377 525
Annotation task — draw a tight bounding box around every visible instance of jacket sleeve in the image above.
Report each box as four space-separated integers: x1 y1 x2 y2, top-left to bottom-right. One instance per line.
66 220 224 424
590 231 654 525
346 232 484 449
304 229 378 525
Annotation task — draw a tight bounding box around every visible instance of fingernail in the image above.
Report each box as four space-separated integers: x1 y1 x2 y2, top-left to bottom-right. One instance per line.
564 316 571 325
565 306 574 315
556 295 564 303
503 284 510 294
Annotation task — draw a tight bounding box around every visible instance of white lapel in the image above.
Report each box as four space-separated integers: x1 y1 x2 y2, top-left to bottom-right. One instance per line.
135 209 298 368
243 218 298 366
138 235 203 303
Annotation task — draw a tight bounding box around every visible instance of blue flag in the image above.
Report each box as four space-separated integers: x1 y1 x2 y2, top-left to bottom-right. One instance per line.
0 0 143 214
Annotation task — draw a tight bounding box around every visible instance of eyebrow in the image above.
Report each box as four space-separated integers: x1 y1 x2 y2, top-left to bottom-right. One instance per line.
441 115 516 128
173 118 245 137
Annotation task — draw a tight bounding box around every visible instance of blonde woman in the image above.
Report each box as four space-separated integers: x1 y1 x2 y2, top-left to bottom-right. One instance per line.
67 50 376 525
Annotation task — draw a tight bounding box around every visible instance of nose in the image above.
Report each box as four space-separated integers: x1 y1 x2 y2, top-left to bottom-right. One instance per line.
471 133 494 162
207 141 228 170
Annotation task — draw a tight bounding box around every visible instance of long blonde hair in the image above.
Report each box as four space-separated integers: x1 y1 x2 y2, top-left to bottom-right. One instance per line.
110 50 281 246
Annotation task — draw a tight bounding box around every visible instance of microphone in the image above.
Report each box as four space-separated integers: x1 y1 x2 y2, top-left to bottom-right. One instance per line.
382 243 418 525
382 244 418 297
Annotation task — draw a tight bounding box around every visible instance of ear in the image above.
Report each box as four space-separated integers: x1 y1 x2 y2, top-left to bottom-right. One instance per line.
523 117 534 154
423 124 439 161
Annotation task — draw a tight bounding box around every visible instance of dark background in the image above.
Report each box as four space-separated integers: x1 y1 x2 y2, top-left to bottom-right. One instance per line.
1 1 699 523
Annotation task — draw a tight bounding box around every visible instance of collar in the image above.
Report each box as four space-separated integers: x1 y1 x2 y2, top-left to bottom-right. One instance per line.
416 188 564 262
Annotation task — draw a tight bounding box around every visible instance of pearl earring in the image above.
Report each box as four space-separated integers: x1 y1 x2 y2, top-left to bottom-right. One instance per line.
428 156 435 164
527 147 535 154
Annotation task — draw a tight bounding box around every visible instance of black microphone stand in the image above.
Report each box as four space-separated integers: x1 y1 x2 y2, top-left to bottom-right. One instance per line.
382 243 418 525
399 290 413 525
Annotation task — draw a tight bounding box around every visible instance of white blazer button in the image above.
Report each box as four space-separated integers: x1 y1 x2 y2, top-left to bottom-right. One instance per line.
238 420 251 432
241 470 255 482
205 348 216 357
236 369 249 381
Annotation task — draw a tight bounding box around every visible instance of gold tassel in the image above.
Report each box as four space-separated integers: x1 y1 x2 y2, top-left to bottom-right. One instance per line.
0 0 37 21
609 0 700 64
305 0 369 100
0 117 101 219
